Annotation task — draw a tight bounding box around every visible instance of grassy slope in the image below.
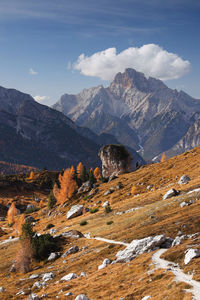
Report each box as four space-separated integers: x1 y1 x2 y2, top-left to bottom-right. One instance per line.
1 147 200 299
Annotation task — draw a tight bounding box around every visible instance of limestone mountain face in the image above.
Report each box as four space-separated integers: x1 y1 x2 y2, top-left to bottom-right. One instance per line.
53 68 200 160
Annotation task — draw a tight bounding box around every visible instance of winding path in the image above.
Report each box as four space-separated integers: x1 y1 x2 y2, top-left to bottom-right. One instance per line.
84 233 129 246
152 248 200 300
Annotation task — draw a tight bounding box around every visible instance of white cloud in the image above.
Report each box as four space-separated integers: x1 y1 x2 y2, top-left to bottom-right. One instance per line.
34 95 50 103
29 68 38 75
73 44 190 81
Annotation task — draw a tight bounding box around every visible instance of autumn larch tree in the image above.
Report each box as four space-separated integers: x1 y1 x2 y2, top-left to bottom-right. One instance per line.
7 202 19 225
160 152 167 162
56 167 78 204
94 167 101 180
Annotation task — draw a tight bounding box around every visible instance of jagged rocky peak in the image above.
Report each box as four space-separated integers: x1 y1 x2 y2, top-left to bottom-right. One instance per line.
109 68 167 95
99 144 133 178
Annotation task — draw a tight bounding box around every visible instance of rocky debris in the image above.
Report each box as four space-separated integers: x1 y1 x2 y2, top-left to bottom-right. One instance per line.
98 258 112 270
163 188 179 200
172 233 199 247
41 294 48 298
142 297 152 300
61 273 78 281
80 272 86 277
25 216 36 223
75 295 90 300
147 185 153 190
26 204 36 210
27 294 40 300
66 205 84 220
0 287 5 292
108 174 118 182
104 188 114 196
29 274 39 279
16 288 30 295
78 181 90 194
62 246 79 258
180 200 195 208
178 175 190 184
184 249 200 265
99 144 132 178
115 235 167 263
49 228 57 234
62 230 84 239
115 206 141 216
33 281 46 289
188 188 200 194
88 188 98 196
48 252 60 261
102 201 110 208
10 263 16 272
65 292 73 296
42 272 54 281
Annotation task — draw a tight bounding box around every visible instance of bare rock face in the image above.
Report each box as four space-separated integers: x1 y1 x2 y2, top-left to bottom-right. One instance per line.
99 144 132 178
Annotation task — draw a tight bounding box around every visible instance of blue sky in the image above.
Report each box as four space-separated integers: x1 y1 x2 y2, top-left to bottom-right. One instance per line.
0 0 199 105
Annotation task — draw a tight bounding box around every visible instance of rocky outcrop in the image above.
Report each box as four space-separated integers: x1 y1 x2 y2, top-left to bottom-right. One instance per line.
184 249 200 265
99 144 132 178
66 205 84 220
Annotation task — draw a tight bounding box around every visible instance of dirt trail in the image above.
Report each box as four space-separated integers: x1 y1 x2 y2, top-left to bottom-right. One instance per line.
152 248 200 300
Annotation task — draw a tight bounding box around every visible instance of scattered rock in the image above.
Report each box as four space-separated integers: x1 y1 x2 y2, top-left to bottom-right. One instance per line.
0 287 5 292
178 175 190 185
78 181 90 194
48 252 60 261
180 200 195 208
10 264 16 272
163 189 179 200
75 295 90 300
26 204 36 210
115 235 167 263
66 205 84 220
88 188 98 196
147 185 153 190
80 272 86 277
41 294 48 298
102 201 110 208
33 281 46 289
104 189 114 196
184 249 200 265
99 144 132 178
25 216 36 223
27 294 40 300
108 174 118 182
115 182 123 190
62 246 79 258
65 292 73 296
62 230 84 239
61 273 78 281
142 296 152 300
98 258 111 270
49 228 58 234
42 272 54 281
29 274 39 279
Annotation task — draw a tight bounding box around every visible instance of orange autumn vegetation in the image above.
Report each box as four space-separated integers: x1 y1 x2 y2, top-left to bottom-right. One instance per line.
7 202 19 225
56 166 78 204
28 171 34 180
13 214 25 236
77 162 84 178
160 152 167 162
94 167 101 180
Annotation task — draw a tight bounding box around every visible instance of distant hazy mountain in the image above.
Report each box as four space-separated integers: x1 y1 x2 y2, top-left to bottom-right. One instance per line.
0 85 144 169
53 68 200 160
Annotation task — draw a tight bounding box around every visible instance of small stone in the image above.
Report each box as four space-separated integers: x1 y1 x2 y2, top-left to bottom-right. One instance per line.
180 201 189 208
49 228 57 234
142 296 152 300
0 287 5 292
42 272 54 281
184 249 200 265
10 264 16 272
48 252 60 261
65 292 73 296
62 246 79 258
27 294 40 300
163 188 179 200
80 272 86 277
178 175 190 185
61 273 78 281
29 274 39 279
102 201 110 208
75 295 90 300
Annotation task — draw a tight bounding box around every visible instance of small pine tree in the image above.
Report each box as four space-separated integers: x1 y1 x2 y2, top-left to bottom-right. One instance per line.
48 190 57 209
80 166 88 183
89 169 96 187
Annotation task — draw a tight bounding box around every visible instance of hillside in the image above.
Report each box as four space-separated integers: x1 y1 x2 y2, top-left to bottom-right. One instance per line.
1 147 200 299
53 68 200 161
0 161 38 175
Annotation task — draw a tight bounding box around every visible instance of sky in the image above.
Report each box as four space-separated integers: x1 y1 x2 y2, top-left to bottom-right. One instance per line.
0 0 199 105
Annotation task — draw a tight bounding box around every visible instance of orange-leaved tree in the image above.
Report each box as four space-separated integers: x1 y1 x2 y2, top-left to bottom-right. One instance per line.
94 167 101 180
13 214 25 236
160 152 167 163
56 167 78 204
7 202 19 225
77 162 84 179
28 171 34 180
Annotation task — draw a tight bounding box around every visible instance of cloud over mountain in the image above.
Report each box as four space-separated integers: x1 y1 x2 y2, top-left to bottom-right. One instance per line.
73 44 190 81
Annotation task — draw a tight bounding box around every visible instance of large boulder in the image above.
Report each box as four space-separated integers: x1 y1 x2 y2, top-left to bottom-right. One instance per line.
66 205 84 220
163 188 179 200
115 235 166 263
99 144 132 178
184 249 200 265
61 273 78 281
178 175 190 185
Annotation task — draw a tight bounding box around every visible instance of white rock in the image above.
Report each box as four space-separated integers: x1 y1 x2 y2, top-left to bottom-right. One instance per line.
142 296 152 300
33 281 46 289
27 294 40 300
29 274 39 279
62 246 79 258
48 252 59 261
66 205 84 220
102 201 110 208
80 272 86 277
178 175 190 184
42 272 54 281
98 258 112 270
172 235 186 247
26 204 36 210
60 273 78 281
75 294 90 300
0 287 5 292
49 228 57 234
184 249 200 265
116 235 166 263
65 292 73 296
163 188 178 200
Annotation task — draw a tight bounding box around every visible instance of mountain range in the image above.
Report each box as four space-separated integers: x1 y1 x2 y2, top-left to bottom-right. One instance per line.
0 85 144 170
53 68 200 161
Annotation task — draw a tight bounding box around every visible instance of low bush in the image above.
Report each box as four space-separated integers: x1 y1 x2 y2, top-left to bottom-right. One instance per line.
107 220 113 225
80 220 87 226
25 207 39 214
105 205 112 213
90 207 99 214
48 191 57 209
31 234 58 261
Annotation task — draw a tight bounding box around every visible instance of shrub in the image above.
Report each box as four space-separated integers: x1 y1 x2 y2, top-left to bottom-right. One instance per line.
107 220 113 225
48 191 57 209
83 195 91 201
46 223 54 230
31 234 58 261
90 207 99 214
105 205 112 213
25 207 39 214
80 220 87 226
